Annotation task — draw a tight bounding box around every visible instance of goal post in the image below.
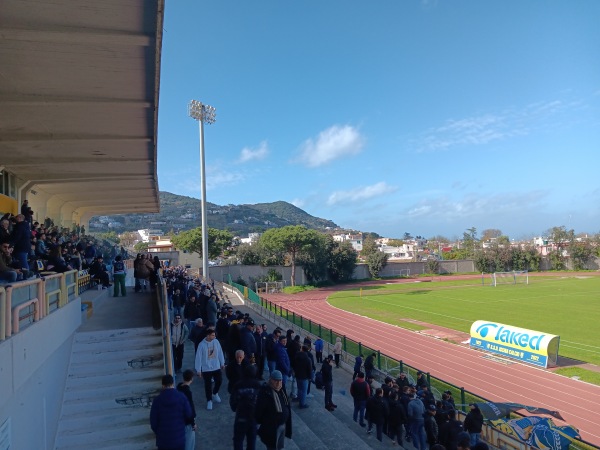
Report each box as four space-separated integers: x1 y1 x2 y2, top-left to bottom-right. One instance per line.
491 270 529 287
255 281 285 294
389 268 410 277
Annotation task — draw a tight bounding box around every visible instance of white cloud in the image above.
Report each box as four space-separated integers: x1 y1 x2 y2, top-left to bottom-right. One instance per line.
176 166 244 194
237 141 269 163
414 98 575 153
404 190 548 220
297 125 365 167
291 198 305 208
327 181 397 205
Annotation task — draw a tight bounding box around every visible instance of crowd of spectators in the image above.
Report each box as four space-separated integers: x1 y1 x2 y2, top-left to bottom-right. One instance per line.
0 210 121 285
348 370 486 450
158 267 309 449
155 266 489 450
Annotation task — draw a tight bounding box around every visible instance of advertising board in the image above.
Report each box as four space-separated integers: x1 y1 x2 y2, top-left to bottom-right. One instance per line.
469 321 560 368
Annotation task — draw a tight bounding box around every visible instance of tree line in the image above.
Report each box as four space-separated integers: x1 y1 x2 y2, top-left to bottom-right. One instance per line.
141 224 600 286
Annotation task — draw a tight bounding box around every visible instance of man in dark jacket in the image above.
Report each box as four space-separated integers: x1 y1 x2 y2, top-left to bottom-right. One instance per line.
321 354 335 411
366 388 388 442
230 365 262 450
255 370 292 450
188 318 207 353
419 385 436 408
439 409 464 450
216 311 231 358
88 256 110 288
463 404 484 446
150 374 193 450
293 345 312 408
351 371 370 426
240 319 257 363
254 324 267 379
396 372 411 391
176 370 197 450
10 214 31 271
425 404 439 447
226 350 249 394
275 336 291 390
265 328 282 375
387 391 407 446
183 296 202 327
364 353 376 379
416 371 429 390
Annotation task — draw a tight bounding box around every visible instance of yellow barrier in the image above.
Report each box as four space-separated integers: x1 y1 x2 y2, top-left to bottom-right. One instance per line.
12 298 39 334
41 273 63 317
61 269 78 306
45 288 62 315
4 278 44 337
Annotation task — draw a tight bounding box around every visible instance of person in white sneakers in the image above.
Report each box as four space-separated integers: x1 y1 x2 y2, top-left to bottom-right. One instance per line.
195 328 225 410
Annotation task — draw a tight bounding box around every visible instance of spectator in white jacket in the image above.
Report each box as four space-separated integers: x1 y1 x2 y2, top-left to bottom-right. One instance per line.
194 328 225 411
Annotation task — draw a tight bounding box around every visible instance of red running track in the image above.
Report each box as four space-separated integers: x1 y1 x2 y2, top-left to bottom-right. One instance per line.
263 286 600 445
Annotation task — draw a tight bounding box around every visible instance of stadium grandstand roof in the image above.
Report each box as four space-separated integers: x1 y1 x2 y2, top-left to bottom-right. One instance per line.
0 0 164 220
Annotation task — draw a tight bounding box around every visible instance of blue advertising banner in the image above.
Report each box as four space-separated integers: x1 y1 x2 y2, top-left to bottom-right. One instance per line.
469 321 560 368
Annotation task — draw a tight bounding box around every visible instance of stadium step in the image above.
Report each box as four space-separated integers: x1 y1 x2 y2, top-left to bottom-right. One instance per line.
55 327 162 450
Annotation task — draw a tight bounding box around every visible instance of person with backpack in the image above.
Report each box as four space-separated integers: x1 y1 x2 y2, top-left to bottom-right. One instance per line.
230 365 262 450
321 354 336 411
353 354 363 380
112 255 126 297
350 371 371 427
364 353 376 379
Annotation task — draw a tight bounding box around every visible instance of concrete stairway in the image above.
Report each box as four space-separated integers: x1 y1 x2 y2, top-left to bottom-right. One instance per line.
54 327 163 450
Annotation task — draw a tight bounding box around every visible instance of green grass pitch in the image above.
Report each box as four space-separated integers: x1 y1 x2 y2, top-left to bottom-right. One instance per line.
327 275 600 366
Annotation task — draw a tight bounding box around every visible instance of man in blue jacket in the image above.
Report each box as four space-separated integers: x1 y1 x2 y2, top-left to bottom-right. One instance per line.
275 335 291 390
150 374 193 450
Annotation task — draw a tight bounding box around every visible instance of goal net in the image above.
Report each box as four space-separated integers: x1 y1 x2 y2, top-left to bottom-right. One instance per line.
491 270 528 287
389 268 411 277
255 281 285 294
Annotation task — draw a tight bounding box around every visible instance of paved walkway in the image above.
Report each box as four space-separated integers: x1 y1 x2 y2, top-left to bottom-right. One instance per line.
78 288 155 332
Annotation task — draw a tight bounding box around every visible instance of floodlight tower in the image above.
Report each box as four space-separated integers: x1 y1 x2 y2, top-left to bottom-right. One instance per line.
188 100 216 280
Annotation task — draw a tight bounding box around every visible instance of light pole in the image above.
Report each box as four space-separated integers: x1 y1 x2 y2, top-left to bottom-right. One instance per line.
188 100 216 280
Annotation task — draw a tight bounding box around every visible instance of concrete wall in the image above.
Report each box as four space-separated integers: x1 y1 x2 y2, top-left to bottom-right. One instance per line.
207 261 477 286
0 298 81 450
208 265 306 287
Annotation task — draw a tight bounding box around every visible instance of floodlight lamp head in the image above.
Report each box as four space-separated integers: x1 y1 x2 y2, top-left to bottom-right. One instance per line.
188 100 216 124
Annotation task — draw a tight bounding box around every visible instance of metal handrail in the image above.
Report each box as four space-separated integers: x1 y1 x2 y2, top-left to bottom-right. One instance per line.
0 287 6 341
156 276 174 376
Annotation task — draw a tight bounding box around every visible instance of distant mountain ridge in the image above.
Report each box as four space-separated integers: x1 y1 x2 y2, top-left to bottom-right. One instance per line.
90 191 338 235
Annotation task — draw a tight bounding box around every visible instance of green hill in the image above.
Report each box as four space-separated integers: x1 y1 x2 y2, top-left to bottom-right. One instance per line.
89 191 338 236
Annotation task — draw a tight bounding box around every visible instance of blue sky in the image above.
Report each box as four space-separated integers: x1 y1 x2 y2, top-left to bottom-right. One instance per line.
157 1 600 240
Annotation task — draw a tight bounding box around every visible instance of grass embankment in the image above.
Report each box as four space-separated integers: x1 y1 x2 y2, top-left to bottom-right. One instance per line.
554 368 600 386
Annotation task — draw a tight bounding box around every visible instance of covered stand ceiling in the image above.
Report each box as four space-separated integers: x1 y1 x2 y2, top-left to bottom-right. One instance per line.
0 0 164 217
